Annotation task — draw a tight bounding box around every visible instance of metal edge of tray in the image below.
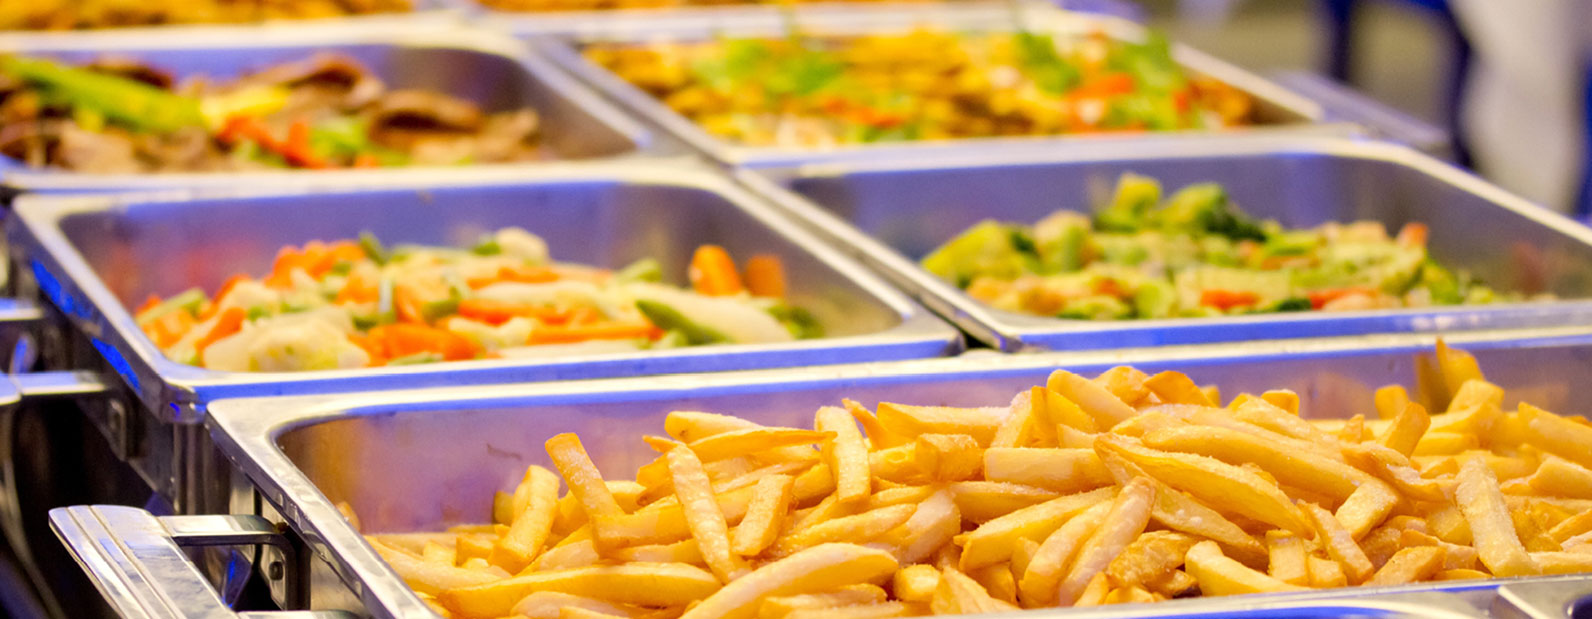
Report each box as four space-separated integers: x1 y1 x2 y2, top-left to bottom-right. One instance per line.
4 161 963 424
0 0 463 44
735 134 1592 352
202 324 1592 619
530 4 1345 169
0 23 661 192
468 0 1053 38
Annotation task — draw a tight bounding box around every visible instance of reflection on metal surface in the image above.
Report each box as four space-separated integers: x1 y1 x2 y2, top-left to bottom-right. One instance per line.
740 136 1592 351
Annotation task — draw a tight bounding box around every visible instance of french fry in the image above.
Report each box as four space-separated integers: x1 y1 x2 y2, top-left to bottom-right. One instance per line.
686 428 833 463
844 399 909 450
679 544 898 619
982 448 1113 493
1144 371 1214 407
560 607 627 619
532 536 599 571
1399 529 1479 570
969 563 1019 606
1300 502 1374 585
991 389 1052 449
1103 585 1156 605
817 406 873 503
1017 501 1110 606
1526 455 1592 499
1072 573 1111 606
547 434 626 548
1374 385 1410 420
1456 455 1541 577
1530 551 1592 575
1548 508 1592 543
732 474 794 557
1426 505 1473 545
1334 480 1400 540
666 443 747 582
1146 569 1198 599
914 434 983 482
512 592 638 619
876 403 1005 446
1056 477 1156 605
1096 434 1311 536
1414 432 1479 456
758 584 886 618
867 486 935 510
439 562 720 618
1184 540 1306 596
1264 531 1309 586
1095 448 1267 563
1434 340 1485 405
930 567 1016 614
1378 401 1431 457
1436 568 1489 581
371 539 498 596
1261 390 1300 416
1229 397 1338 446
1307 555 1347 588
1093 366 1151 405
1010 537 1040 582
783 602 912 619
1337 415 1369 443
1142 425 1369 503
868 444 919 485
881 489 959 564
1341 443 1452 503
892 565 941 603
1106 531 1198 590
612 538 703 565
1365 546 1446 586
1048 370 1137 429
957 487 1115 571
1037 387 1098 433
773 504 917 556
492 465 561 571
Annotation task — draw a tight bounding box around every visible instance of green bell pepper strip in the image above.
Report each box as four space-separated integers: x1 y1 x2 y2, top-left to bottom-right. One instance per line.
1 56 205 133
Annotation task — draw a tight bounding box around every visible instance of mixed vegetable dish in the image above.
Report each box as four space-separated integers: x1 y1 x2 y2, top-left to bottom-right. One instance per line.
923 174 1522 320
134 228 820 371
478 0 916 13
2 0 410 30
585 30 1255 147
0 54 545 173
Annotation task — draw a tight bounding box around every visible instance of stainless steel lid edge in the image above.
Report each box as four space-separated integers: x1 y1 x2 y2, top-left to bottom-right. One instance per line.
9 160 962 423
0 0 464 47
740 135 1592 351
532 4 1345 168
0 23 658 191
204 325 1592 619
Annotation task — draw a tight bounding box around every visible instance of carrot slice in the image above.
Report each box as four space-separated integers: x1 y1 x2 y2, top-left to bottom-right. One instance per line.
1397 222 1429 248
527 321 660 345
1199 290 1259 311
367 323 479 361
689 245 743 296
456 299 571 325
743 254 787 299
335 271 379 305
194 307 247 355
145 311 196 348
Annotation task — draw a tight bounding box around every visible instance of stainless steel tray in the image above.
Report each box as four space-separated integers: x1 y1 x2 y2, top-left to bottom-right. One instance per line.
533 5 1343 168
0 24 654 192
740 136 1592 352
178 327 1592 617
0 0 460 37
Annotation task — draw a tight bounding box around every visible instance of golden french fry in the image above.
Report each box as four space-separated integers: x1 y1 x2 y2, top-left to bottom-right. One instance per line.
547 434 626 543
982 447 1113 493
783 602 912 619
867 444 918 485
1426 504 1473 546
1365 546 1445 585
1143 424 1369 503
1106 530 1198 590
1010 536 1040 582
930 566 1017 614
1264 531 1308 586
370 539 497 596
1094 447 1267 563
1435 340 1485 404
1145 371 1213 407
1300 502 1374 585
1230 397 1338 446
1017 501 1110 606
1103 585 1157 605
686 428 832 463
1548 508 1592 543
892 565 940 602
816 406 872 504
1448 379 1504 414
1072 572 1111 607
1414 432 1479 456
1048 369 1137 429
1341 443 1452 503
420 541 455 565
492 465 561 571
440 562 720 618
914 434 983 482
774 504 917 556
1456 455 1541 577
1307 555 1347 588
715 461 812 495
844 399 910 450
881 489 959 564
1096 434 1311 536
1337 415 1369 443
560 606 627 619
1056 477 1155 605
946 481 1062 524
612 538 703 565
969 563 1019 606
1184 540 1306 596
1378 401 1431 457
1437 568 1489 581
1527 455 1592 499
1399 529 1479 570
679 544 897 619
1057 424 1097 449
1093 366 1151 405
455 534 493 565
757 583 885 618
513 592 637 619
876 402 1005 446
533 536 600 571
1261 390 1300 416
1335 480 1400 541
866 486 934 510
1531 551 1592 575
1374 385 1410 420
731 474 794 557
1037 387 1098 433
666 443 747 582
1146 569 1198 599
957 486 1115 571
1427 403 1502 437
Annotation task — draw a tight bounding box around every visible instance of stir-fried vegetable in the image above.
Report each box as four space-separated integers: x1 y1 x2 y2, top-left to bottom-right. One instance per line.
0 54 544 173
584 30 1253 147
4 0 410 30
923 174 1530 320
134 229 820 371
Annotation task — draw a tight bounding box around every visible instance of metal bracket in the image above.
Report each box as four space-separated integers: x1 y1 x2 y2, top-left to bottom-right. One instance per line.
50 505 352 619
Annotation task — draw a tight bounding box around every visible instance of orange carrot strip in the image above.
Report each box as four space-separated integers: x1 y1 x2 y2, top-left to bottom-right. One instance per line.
368 323 478 361
194 307 247 355
134 294 163 316
743 254 787 299
527 321 660 345
689 245 743 296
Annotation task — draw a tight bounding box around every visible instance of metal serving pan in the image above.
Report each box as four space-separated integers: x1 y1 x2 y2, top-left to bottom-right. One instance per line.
50 327 1592 617
0 0 459 39
740 136 1592 352
0 24 654 192
5 162 961 508
533 4 1342 168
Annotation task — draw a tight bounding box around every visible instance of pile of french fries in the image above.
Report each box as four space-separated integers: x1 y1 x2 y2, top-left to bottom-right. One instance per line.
364 342 1592 619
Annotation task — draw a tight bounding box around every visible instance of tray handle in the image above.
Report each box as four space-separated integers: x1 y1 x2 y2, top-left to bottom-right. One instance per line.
49 505 352 619
1495 578 1592 619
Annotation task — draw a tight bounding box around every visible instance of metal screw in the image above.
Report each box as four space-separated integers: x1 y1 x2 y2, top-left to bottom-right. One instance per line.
269 560 285 581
